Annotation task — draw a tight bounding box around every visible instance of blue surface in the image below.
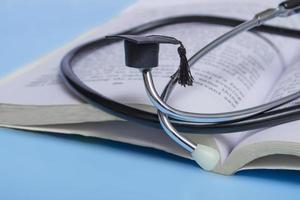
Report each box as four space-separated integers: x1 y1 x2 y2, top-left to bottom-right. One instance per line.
1 1 300 199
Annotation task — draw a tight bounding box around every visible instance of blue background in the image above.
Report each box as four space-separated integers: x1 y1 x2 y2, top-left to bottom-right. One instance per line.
1 1 300 199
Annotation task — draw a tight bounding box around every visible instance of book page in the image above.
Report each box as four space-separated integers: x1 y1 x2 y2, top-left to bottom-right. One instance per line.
214 33 300 161
235 59 300 150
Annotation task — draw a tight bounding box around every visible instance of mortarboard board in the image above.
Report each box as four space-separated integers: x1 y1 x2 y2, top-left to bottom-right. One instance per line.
106 34 194 86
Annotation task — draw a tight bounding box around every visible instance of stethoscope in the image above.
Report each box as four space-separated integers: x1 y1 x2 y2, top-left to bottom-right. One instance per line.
61 1 300 170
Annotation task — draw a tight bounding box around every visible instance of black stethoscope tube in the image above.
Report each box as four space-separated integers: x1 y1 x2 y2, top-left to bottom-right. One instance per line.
61 15 300 134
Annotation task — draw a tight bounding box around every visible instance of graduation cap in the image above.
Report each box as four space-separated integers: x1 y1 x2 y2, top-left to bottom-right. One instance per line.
106 34 194 87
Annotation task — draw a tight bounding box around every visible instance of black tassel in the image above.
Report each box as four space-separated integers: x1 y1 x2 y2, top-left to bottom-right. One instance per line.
175 43 193 87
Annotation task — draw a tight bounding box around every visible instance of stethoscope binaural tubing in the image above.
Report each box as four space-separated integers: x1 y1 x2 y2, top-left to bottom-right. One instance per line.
60 15 300 134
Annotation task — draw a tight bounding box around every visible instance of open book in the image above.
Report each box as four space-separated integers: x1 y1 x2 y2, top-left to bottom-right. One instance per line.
1 0 300 175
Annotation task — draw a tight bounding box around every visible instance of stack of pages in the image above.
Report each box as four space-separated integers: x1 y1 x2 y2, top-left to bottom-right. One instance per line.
1 0 300 175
